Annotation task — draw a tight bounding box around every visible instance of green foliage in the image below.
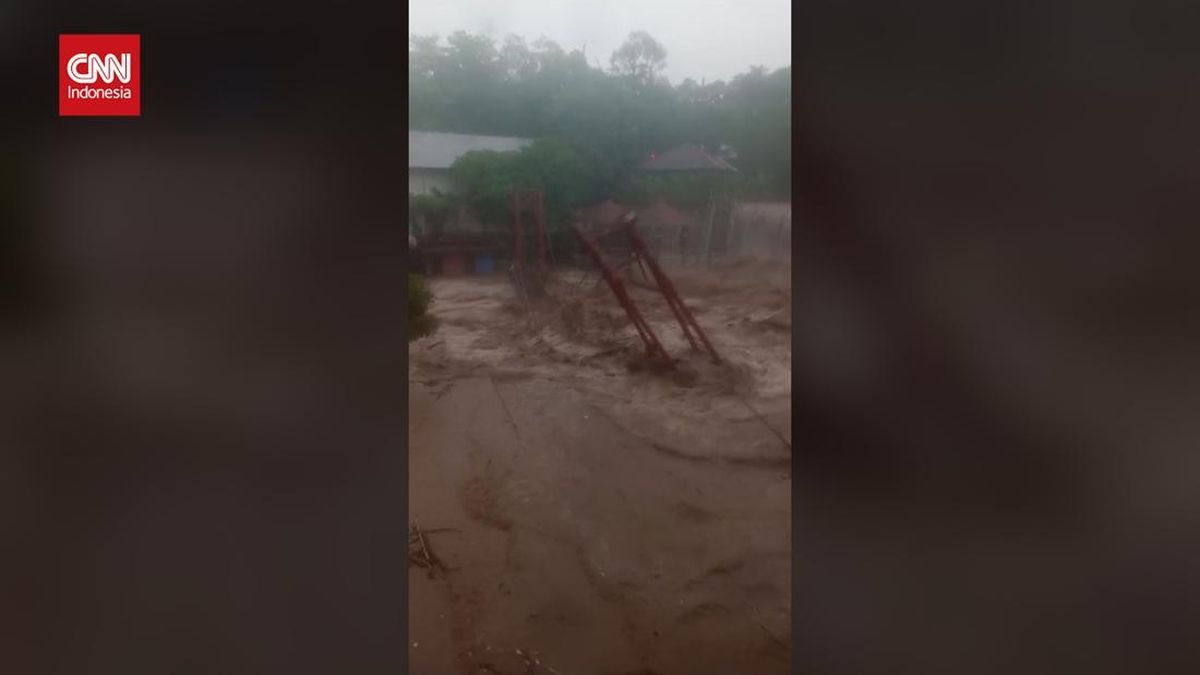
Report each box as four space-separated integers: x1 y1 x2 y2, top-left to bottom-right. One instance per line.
722 66 792 197
412 29 796 205
409 190 455 236
520 139 604 219
609 31 668 88
446 150 514 229
408 274 436 340
449 138 603 230
409 30 791 201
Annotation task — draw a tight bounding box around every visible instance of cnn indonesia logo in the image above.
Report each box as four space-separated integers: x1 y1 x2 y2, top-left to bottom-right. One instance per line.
59 34 140 116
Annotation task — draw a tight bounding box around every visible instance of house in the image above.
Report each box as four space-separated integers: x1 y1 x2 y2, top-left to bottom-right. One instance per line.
638 143 737 261
408 130 532 196
408 131 531 275
637 143 737 173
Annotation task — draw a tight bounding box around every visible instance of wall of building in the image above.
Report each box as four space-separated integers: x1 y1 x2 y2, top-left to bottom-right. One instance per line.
407 169 454 196
407 169 487 236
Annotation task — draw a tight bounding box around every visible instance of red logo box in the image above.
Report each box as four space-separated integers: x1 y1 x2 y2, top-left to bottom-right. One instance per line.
59 34 140 116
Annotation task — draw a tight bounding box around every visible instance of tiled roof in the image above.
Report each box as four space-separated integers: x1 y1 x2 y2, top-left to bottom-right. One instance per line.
409 131 532 169
638 144 737 172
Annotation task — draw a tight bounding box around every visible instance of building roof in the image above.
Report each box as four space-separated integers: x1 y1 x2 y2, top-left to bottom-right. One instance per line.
409 131 532 170
638 143 737 172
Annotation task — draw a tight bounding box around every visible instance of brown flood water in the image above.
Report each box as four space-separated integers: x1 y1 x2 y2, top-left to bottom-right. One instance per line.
409 261 792 675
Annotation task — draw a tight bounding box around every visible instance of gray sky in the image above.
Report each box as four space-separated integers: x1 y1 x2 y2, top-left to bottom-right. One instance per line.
409 0 791 85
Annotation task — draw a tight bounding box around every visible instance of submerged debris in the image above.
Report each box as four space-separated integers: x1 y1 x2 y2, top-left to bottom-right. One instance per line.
467 644 566 675
408 521 457 578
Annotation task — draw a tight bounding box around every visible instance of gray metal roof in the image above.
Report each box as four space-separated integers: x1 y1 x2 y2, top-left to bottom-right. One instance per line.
638 143 737 172
409 131 532 169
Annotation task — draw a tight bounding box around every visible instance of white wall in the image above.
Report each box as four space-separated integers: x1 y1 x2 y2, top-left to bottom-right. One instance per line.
407 169 486 234
407 169 454 196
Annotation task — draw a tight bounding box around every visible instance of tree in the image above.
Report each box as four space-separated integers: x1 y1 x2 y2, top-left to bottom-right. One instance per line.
409 190 456 237
409 30 792 202
721 66 791 196
408 34 446 129
498 35 536 80
609 31 668 88
446 150 519 230
449 139 606 265
449 139 604 231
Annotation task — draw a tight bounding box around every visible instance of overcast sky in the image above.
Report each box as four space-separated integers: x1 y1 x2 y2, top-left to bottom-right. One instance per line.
409 0 791 85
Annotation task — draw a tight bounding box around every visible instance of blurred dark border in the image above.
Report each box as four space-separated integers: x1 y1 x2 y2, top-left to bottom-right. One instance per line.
2 2 408 673
793 1 1200 674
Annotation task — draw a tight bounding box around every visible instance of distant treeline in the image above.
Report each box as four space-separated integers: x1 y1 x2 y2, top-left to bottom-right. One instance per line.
409 31 791 207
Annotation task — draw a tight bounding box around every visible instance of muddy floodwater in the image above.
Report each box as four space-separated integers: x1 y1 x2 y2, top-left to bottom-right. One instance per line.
409 260 792 675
